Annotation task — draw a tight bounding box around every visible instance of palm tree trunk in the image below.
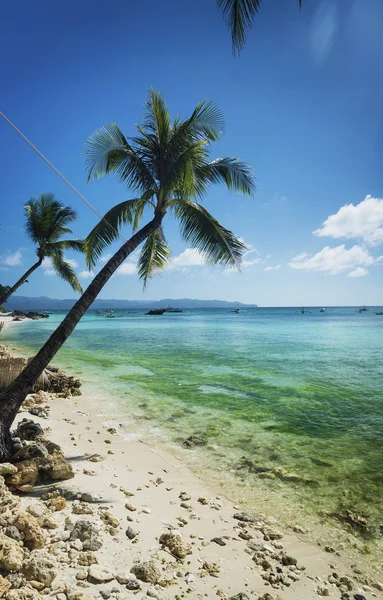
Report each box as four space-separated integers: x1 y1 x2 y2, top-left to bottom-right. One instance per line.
0 258 43 306
0 215 163 461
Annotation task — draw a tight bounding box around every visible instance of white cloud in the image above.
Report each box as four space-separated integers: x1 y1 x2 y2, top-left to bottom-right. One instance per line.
41 257 55 276
243 257 262 268
0 267 10 272
170 248 205 269
116 262 137 276
348 267 369 278
1 250 23 266
289 244 374 275
79 270 95 279
64 257 79 269
99 253 112 263
314 195 383 246
264 265 281 272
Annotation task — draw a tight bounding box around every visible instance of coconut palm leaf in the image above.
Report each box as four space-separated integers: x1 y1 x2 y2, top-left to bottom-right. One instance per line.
218 0 305 54
84 198 150 268
48 246 82 293
173 200 246 268
52 239 85 253
196 157 256 198
85 123 157 193
137 227 171 288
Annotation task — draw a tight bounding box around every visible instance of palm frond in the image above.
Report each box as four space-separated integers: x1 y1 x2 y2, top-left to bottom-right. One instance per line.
196 157 256 197
24 194 77 245
84 198 150 268
217 0 262 54
85 123 157 192
48 247 82 293
186 100 225 142
143 89 171 146
50 239 85 253
137 227 170 288
173 200 246 268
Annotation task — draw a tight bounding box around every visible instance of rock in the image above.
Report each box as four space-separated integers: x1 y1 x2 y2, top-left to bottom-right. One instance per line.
56 594 67 600
0 575 11 598
6 588 42 600
233 512 254 523
47 455 74 481
87 455 103 463
13 419 43 441
211 537 226 546
201 562 220 577
230 595 250 600
354 596 367 600
317 586 330 597
100 512 119 528
0 532 24 571
281 554 297 566
0 463 17 476
73 502 94 515
22 550 58 587
48 496 67 511
159 533 192 559
115 572 137 585
29 407 49 419
88 566 115 584
261 526 283 540
125 527 138 540
69 520 103 551
125 581 140 591
13 512 47 550
76 569 88 581
146 588 163 599
131 561 161 584
125 503 136 512
99 590 111 599
182 435 208 449
77 551 98 567
6 460 39 487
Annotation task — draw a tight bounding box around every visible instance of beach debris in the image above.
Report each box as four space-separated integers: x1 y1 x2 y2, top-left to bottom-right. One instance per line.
230 595 250 600
130 560 162 584
316 586 330 596
86 454 103 463
100 511 119 528
159 532 192 559
125 502 137 512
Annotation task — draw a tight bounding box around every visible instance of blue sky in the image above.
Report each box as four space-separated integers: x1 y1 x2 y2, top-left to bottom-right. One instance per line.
1 0 383 306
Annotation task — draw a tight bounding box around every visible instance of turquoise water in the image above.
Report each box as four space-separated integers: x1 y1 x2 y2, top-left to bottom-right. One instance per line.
4 307 383 570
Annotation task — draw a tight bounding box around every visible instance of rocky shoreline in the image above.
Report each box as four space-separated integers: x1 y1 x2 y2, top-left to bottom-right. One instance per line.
0 339 382 600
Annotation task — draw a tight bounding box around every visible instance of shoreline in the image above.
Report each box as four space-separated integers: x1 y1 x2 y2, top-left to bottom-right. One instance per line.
1 323 383 598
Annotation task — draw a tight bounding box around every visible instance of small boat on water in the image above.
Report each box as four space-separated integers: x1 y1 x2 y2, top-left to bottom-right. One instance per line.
165 306 183 313
146 309 166 315
359 306 368 313
376 312 383 315
320 308 325 313
297 306 311 314
229 302 243 313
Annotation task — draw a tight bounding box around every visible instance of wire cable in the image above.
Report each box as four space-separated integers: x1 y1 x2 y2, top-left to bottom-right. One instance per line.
0 110 127 243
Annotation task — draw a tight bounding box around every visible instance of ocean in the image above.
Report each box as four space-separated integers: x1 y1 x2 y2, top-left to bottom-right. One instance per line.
3 306 383 570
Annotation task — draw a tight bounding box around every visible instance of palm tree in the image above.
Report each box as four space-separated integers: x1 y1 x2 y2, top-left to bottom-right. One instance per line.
0 89 255 460
217 0 305 54
0 194 83 306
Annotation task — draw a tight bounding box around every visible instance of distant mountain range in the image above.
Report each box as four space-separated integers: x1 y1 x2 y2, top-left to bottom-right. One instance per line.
4 296 257 311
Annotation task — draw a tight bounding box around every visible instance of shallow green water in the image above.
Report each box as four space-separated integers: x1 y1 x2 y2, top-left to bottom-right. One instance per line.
4 307 383 569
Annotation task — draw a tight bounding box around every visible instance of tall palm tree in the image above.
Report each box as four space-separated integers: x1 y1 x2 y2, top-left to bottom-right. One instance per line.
0 194 83 306
0 89 255 460
217 0 305 54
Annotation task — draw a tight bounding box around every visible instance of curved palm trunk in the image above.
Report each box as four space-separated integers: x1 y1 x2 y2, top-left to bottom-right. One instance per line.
0 215 162 461
0 258 43 306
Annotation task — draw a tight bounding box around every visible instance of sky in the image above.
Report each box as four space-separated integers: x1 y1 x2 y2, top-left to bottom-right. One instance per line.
1 0 383 306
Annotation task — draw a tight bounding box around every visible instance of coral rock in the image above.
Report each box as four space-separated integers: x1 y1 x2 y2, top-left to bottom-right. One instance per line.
159 533 192 559
22 550 58 587
130 561 161 584
13 512 47 550
0 533 24 571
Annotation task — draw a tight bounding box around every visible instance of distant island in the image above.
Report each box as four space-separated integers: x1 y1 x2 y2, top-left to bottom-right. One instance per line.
4 296 257 311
